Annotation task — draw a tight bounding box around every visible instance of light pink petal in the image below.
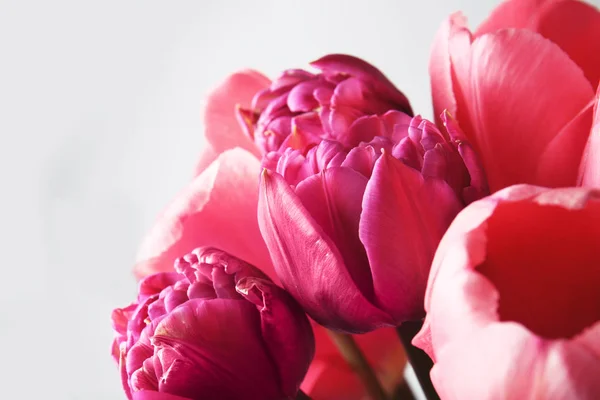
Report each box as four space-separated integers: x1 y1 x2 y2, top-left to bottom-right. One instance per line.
359 153 462 322
429 13 468 126
134 148 275 282
579 88 600 187
258 169 394 333
192 142 219 177
431 323 600 400
202 71 270 163
453 29 594 191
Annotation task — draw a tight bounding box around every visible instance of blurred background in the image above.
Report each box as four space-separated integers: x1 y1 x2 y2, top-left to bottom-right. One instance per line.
2 0 597 398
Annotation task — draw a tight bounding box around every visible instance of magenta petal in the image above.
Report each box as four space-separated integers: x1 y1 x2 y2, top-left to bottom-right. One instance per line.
132 391 193 400
295 167 374 301
342 146 379 178
236 277 314 397
288 80 327 112
345 115 386 148
359 153 463 321
258 170 394 333
152 298 280 400
310 54 412 114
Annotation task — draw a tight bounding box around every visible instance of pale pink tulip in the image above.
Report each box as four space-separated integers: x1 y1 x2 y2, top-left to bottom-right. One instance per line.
430 0 600 192
414 185 600 399
133 66 408 399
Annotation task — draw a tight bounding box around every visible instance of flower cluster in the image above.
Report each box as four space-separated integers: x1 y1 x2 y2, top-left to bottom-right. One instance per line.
112 0 600 399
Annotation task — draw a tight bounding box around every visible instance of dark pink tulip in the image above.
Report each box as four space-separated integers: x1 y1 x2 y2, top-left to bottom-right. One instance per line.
414 186 600 399
237 54 413 155
430 0 600 192
112 247 315 400
258 111 487 333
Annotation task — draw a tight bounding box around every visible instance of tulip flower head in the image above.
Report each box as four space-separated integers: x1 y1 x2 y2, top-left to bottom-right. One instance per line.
252 57 488 333
112 247 315 400
414 186 600 399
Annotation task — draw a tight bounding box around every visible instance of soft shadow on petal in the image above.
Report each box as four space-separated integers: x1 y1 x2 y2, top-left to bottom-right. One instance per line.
258 169 394 333
360 153 462 322
134 148 274 282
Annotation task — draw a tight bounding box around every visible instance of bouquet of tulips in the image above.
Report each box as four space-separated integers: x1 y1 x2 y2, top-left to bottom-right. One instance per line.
111 0 600 399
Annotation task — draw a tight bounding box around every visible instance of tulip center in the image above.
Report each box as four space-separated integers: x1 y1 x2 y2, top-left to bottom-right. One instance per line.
478 201 600 339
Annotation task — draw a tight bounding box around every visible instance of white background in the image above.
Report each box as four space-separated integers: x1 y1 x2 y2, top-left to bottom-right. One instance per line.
2 0 598 398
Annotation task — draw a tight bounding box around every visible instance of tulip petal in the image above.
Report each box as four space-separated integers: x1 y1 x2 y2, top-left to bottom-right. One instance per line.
132 390 193 400
310 54 412 114
258 169 394 333
534 99 594 187
237 277 314 397
360 152 462 321
431 323 600 400
475 0 600 88
295 167 374 301
580 88 600 187
453 29 594 191
429 13 468 126
202 71 270 163
134 148 275 282
537 0 600 88
152 298 280 400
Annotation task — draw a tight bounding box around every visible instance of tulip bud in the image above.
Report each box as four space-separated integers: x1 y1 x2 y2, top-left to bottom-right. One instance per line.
112 247 315 400
258 109 488 333
237 54 413 154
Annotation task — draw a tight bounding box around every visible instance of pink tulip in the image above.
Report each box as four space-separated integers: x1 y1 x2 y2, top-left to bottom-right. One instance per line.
413 186 600 399
430 0 600 192
112 247 314 400
133 64 408 399
258 110 487 333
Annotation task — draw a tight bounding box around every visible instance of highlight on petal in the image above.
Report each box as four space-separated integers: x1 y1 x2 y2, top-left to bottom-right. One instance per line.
134 148 275 281
453 28 594 191
360 152 462 322
202 70 270 161
429 12 468 126
579 88 600 187
257 169 394 333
